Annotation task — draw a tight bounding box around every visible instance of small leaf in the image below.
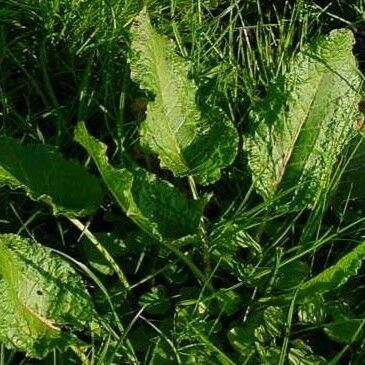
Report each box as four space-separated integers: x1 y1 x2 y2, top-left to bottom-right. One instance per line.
298 295 326 325
129 8 238 184
324 319 364 344
256 344 281 365
129 325 156 354
139 285 171 315
299 240 365 299
229 312 287 365
228 306 285 355
262 306 285 339
288 340 326 365
181 348 221 365
0 234 94 358
275 261 309 291
150 342 176 365
81 232 127 275
336 137 365 213
214 290 242 316
209 222 262 273
0 137 103 216
181 289 243 317
74 122 209 240
227 325 255 358
245 29 361 209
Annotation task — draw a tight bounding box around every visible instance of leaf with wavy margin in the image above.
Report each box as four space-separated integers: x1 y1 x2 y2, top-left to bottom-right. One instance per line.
74 122 209 240
245 29 361 209
298 240 365 299
129 8 238 184
0 234 94 358
0 137 103 216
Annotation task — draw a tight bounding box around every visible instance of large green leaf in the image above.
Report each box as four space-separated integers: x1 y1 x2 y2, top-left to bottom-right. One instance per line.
74 122 209 240
0 234 94 358
0 137 103 216
129 8 238 184
245 29 361 209
299 240 365 299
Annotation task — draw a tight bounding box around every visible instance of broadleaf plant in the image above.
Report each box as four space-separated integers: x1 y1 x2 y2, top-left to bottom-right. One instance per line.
298 240 365 299
245 29 361 209
0 234 94 358
0 137 103 216
129 8 239 184
75 122 209 240
0 0 365 362
324 319 365 344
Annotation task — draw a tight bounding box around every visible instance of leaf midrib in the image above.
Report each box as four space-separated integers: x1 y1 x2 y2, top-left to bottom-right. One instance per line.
0 244 60 334
275 63 331 191
148 21 190 172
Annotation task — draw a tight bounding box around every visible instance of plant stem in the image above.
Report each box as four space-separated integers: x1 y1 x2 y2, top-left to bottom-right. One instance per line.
188 176 212 284
68 217 130 290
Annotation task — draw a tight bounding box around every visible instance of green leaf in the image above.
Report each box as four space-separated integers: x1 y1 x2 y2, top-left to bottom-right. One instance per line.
181 348 222 365
179 289 243 317
275 261 309 291
324 319 364 344
214 290 243 316
139 285 171 315
209 222 262 273
138 285 171 314
129 8 238 184
0 234 94 358
150 341 176 365
262 306 285 339
298 295 326 325
210 222 262 257
256 344 281 365
81 232 127 275
0 137 103 216
228 306 285 354
227 325 255 358
245 29 361 209
288 340 326 365
336 137 365 212
74 122 209 240
299 240 365 299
